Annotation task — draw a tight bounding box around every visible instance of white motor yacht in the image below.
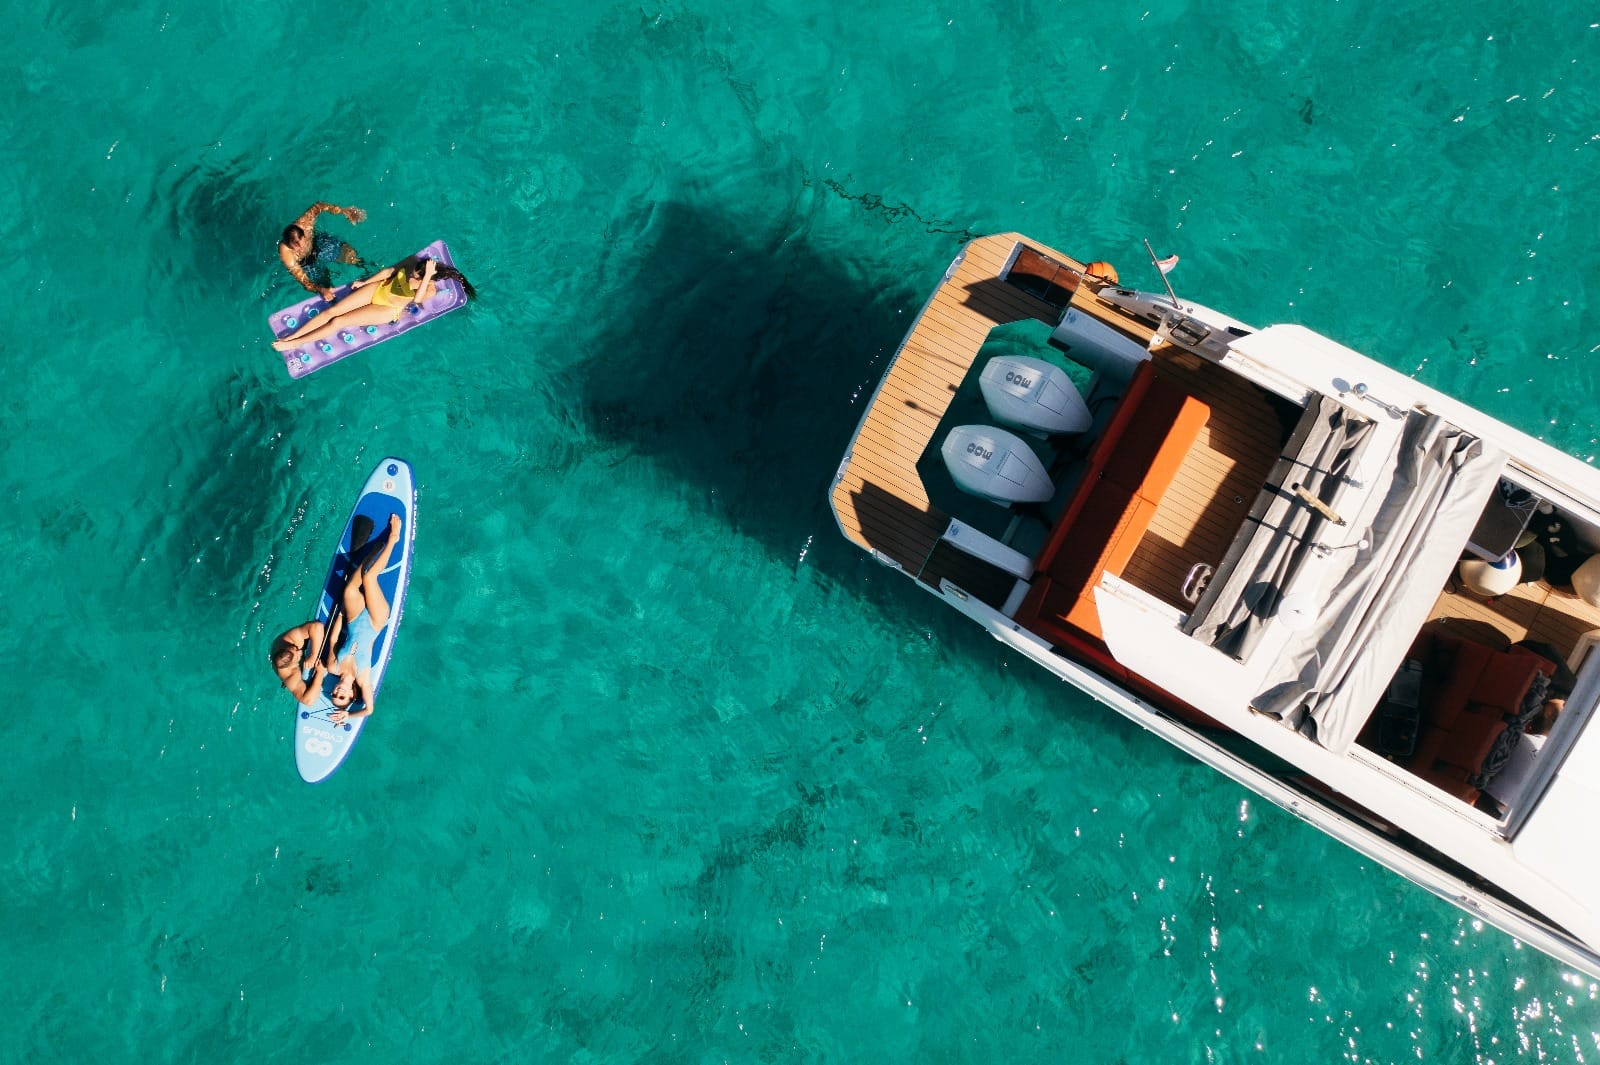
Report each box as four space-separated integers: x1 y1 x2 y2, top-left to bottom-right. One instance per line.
831 233 1600 975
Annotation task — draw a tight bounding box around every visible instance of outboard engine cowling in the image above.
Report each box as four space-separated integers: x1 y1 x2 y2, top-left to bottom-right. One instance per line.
940 425 1055 505
979 355 1092 435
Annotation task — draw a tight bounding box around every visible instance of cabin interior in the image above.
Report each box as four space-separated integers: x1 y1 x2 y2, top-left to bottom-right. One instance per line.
926 268 1600 830
1374 487 1600 822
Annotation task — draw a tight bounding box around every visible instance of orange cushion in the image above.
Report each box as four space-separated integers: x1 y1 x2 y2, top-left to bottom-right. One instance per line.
1406 632 1555 801
1061 496 1160 637
1021 363 1209 643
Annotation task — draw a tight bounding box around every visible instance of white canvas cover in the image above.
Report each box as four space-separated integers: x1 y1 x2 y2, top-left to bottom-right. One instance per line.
1184 396 1375 659
1252 411 1507 752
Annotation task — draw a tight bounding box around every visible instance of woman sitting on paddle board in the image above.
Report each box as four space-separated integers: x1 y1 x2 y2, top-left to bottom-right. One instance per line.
270 255 477 353
300 513 403 724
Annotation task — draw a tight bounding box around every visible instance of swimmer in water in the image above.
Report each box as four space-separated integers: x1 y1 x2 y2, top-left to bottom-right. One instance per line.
278 201 368 300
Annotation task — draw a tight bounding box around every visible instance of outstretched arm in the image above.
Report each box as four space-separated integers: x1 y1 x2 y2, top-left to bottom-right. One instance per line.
291 202 365 231
295 661 331 706
350 266 396 290
281 203 367 298
278 243 330 298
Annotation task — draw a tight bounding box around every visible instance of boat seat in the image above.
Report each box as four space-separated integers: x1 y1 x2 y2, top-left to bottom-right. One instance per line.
1398 633 1555 803
1015 362 1210 644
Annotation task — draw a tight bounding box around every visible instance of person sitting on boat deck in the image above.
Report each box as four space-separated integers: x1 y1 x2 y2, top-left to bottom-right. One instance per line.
1527 698 1564 736
270 255 477 352
269 619 327 701
1514 639 1576 736
301 513 403 725
278 201 369 300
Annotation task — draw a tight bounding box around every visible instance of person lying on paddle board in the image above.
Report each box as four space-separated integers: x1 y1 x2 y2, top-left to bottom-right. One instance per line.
269 620 328 701
272 516 377 701
303 513 404 725
278 201 369 300
270 255 477 353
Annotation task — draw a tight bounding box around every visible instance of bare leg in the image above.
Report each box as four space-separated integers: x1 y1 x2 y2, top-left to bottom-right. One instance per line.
360 514 402 632
273 304 400 351
339 567 367 627
337 241 362 265
277 285 381 344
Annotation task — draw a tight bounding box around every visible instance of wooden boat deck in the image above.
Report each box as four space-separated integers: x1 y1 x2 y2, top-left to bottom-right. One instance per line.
830 233 1071 592
1121 350 1294 613
832 233 1293 619
1427 578 1600 664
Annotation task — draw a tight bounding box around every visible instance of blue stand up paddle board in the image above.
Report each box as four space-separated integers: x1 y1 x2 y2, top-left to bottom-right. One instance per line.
295 458 417 783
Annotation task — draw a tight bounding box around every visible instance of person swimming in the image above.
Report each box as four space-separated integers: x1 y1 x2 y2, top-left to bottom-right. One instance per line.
278 201 368 300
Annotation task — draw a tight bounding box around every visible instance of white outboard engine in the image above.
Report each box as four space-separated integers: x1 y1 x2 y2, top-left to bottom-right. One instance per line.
978 355 1092 435
940 425 1055 505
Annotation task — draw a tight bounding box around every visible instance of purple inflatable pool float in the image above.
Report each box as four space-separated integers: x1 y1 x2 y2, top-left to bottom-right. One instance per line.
269 239 468 379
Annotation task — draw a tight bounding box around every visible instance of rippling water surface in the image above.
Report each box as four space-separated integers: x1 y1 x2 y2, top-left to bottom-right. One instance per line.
5 3 1600 1061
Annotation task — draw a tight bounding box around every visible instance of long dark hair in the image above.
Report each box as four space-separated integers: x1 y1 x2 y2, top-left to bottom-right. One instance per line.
435 262 477 301
408 256 477 301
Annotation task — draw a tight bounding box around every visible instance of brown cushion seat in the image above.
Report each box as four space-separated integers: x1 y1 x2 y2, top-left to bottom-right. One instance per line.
1405 632 1555 802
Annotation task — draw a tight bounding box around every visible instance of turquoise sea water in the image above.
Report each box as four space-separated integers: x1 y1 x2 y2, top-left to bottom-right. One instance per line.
6 2 1600 1060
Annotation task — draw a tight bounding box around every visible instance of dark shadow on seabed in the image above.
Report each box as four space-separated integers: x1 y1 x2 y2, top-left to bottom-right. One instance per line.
568 205 1088 689
568 203 1171 743
534 208 1190 1014
575 201 938 584
160 157 281 299
128 368 330 635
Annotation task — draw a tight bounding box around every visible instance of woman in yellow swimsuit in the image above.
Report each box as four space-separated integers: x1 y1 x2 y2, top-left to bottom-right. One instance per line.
271 256 477 352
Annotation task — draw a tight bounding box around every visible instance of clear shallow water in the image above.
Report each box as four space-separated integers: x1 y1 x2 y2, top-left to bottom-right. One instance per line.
5 2 1600 1061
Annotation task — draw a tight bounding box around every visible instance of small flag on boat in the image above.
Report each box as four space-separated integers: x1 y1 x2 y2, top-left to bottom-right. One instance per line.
1157 254 1180 275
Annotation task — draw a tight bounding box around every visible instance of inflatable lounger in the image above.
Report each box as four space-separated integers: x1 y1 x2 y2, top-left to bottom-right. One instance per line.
269 239 466 379
295 458 417 783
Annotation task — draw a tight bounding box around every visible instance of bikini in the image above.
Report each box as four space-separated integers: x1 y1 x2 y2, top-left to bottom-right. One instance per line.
367 269 417 320
338 610 381 668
